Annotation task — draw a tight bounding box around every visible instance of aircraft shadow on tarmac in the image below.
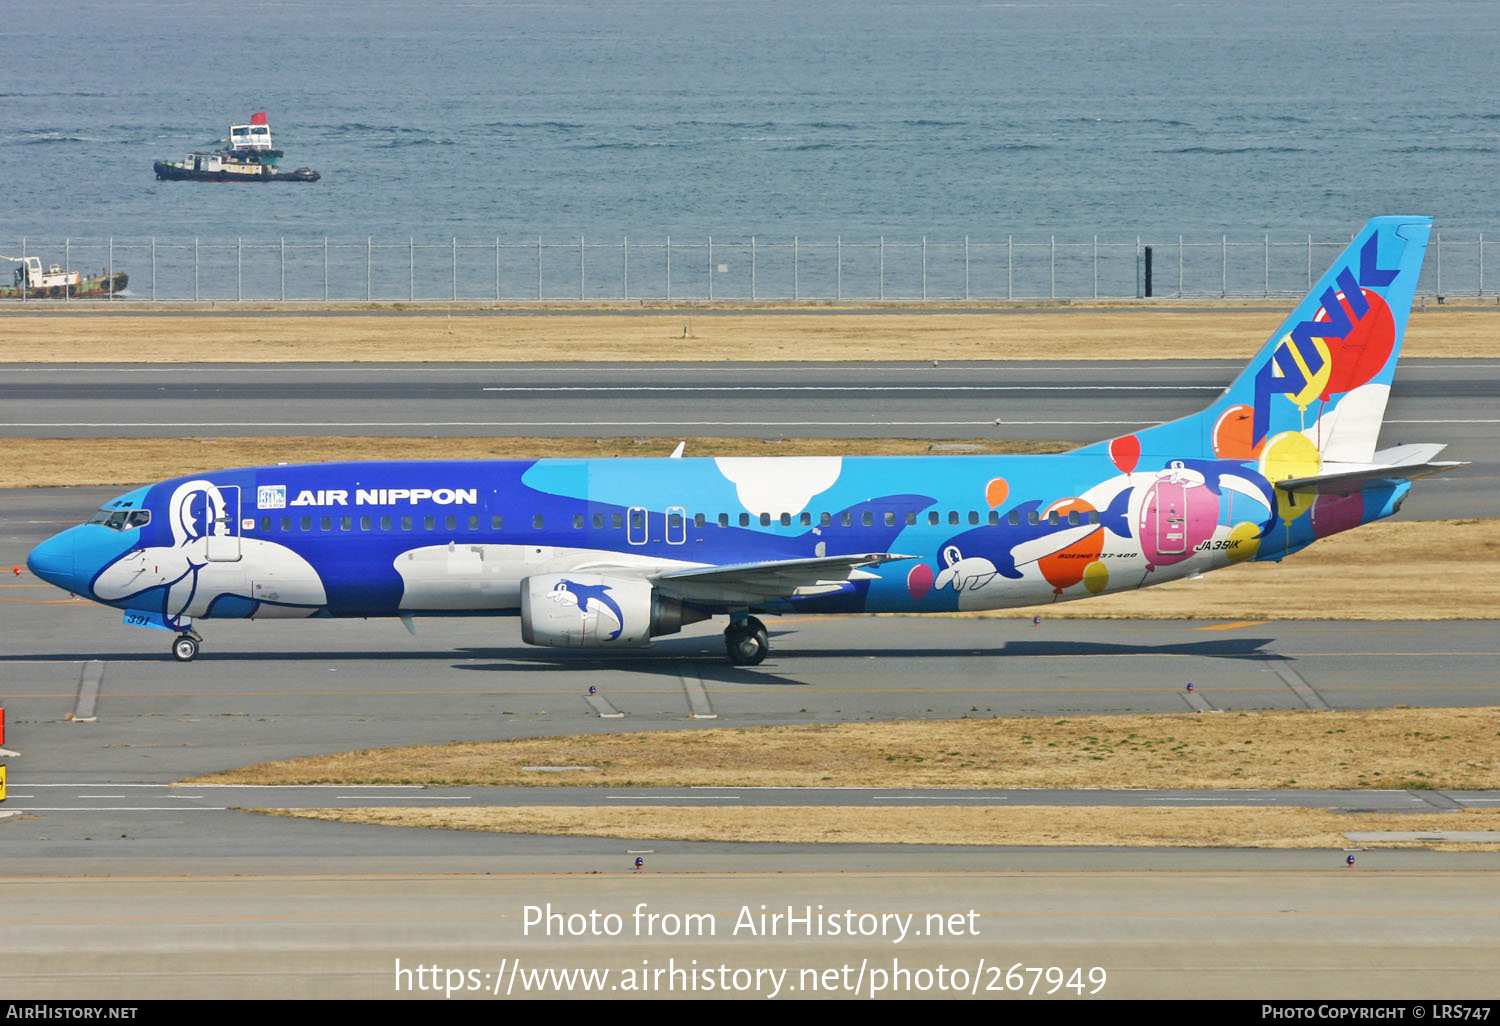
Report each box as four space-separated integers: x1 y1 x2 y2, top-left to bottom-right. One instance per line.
8 633 1282 686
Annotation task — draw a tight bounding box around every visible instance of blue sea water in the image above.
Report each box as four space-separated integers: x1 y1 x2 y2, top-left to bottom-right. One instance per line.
3 1 1498 252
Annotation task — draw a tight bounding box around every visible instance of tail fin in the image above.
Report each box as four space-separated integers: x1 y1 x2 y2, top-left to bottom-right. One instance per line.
1083 216 1432 467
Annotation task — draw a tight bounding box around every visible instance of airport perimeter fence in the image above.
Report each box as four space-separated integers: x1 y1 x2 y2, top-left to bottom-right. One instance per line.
2 232 1494 304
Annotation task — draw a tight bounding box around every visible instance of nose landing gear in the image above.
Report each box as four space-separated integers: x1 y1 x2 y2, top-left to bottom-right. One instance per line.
724 615 768 665
172 631 202 662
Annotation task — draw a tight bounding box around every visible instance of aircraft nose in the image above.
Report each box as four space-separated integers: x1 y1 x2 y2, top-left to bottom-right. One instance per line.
27 532 78 593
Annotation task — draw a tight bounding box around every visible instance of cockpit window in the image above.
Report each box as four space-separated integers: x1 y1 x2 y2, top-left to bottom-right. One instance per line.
87 507 151 531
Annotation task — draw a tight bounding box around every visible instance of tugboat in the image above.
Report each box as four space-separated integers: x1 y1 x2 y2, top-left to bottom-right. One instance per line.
154 112 320 183
1 255 127 299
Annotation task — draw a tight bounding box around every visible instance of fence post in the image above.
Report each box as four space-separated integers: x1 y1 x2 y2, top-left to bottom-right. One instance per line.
1049 235 1055 299
496 237 501 301
1092 235 1097 300
708 235 713 301
537 237 542 300
367 238 372 302
1007 235 1013 301
64 238 70 304
453 237 457 301
194 237 199 302
1435 231 1441 296
1264 234 1269 297
1221 235 1226 298
324 237 329 302
622 236 628 300
1481 232 1485 296
281 237 285 301
836 236 841 300
922 236 928 301
579 235 585 301
794 236 799 301
237 237 242 301
750 236 756 300
108 237 113 301
879 236 884 301
1178 236 1183 297
666 236 671 302
19 237 25 302
409 238 414 302
965 236 970 300
151 237 156 302
1307 235 1312 291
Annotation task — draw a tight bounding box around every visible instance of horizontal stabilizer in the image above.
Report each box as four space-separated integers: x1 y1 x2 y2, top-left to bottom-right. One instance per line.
1279 444 1466 495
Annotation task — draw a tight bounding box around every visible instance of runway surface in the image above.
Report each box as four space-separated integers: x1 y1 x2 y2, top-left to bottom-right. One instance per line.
1 359 1493 518
3 363 1497 999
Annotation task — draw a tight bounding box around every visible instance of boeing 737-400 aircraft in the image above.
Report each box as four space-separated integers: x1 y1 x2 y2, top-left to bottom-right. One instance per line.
28 216 1461 665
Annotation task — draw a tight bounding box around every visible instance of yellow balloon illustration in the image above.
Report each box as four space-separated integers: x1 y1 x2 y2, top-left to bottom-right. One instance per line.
1259 431 1321 521
1082 559 1109 594
1272 333 1333 411
1225 521 1262 563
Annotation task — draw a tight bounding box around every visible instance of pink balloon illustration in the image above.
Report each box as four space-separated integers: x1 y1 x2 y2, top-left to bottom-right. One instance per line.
907 562 934 601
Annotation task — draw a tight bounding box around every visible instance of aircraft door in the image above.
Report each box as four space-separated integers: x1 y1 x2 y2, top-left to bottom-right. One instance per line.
204 485 242 562
627 506 648 545
1154 480 1188 556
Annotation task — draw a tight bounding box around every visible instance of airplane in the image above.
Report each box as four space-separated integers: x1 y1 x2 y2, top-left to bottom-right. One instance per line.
26 216 1462 665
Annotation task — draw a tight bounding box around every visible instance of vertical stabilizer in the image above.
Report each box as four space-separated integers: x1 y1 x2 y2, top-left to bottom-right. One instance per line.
1079 216 1432 468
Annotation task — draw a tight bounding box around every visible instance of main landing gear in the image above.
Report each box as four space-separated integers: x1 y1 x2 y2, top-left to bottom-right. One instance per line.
724 615 769 666
172 631 202 662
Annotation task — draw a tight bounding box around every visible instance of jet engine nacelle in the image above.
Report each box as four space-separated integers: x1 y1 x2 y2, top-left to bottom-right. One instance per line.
519 573 707 648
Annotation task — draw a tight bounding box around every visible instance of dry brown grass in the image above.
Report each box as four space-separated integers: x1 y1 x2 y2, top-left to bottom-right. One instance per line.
261 805 1500 850
191 705 1500 791
0 306 1494 362
0 435 1067 489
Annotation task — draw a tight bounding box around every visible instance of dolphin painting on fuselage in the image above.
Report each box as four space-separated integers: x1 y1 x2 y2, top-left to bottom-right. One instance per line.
27 217 1462 664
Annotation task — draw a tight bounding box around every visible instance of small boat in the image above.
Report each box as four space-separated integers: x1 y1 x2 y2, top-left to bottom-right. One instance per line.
0 255 127 299
154 112 319 183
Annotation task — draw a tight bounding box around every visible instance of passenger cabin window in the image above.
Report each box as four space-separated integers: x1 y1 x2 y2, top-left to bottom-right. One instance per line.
380 516 391 530
532 515 544 529
468 515 479 530
401 516 413 531
760 513 771 527
594 514 605 529
820 512 831 527
779 513 790 527
281 517 292 531
969 511 979 525
1027 511 1039 526
320 516 332 531
445 516 457 530
695 513 706 528
718 513 729 527
260 517 272 531
424 516 436 530
929 511 940 526
341 517 352 531
573 514 584 529
800 513 811 527
360 516 372 531
989 511 1000 525
611 513 622 530
301 516 312 531
906 512 916 526
841 512 852 527
948 511 959 525
491 515 503 529
884 512 895 526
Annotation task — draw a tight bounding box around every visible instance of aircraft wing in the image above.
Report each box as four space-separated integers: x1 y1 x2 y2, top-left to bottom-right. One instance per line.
652 552 917 605
1278 443 1467 495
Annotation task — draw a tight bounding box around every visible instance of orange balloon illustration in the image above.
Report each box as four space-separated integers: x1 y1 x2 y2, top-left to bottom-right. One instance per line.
1038 498 1103 595
1212 404 1262 460
985 477 1009 508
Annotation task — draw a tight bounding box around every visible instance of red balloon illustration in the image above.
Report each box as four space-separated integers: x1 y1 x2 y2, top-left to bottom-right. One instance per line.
1314 288 1396 399
1108 435 1140 474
